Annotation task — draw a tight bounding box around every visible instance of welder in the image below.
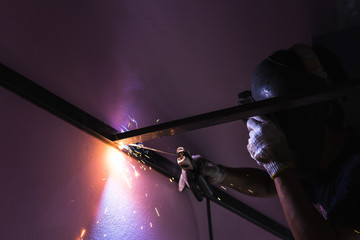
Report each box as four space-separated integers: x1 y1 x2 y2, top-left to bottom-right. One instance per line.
200 45 360 239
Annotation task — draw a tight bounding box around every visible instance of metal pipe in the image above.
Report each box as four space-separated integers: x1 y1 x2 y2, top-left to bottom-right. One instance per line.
110 80 360 145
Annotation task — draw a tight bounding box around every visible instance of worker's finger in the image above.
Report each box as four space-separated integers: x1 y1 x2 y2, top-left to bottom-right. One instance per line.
251 115 269 123
178 170 186 191
247 118 258 131
249 128 256 139
247 116 266 131
192 155 203 160
178 169 189 192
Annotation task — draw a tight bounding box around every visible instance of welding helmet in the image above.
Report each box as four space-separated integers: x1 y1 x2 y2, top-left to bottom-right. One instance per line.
251 44 347 101
251 49 323 101
250 45 347 177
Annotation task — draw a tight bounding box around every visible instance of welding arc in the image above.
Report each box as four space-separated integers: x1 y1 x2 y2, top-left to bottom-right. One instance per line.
128 144 178 156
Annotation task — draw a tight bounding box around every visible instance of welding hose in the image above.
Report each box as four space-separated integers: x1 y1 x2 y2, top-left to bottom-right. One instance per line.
207 197 214 240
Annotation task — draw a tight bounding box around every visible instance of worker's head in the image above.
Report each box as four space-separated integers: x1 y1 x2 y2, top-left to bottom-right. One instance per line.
250 45 347 177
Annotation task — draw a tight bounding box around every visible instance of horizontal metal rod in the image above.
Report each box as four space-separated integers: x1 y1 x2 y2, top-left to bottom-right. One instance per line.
111 80 360 145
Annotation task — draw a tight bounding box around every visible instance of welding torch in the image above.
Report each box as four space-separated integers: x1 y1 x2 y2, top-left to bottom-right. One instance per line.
176 147 213 201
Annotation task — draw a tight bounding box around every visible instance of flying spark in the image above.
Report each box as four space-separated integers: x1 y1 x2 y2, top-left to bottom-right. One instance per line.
80 228 86 238
155 207 160 217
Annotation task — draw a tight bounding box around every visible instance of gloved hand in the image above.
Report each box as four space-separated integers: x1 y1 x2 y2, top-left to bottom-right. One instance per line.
178 155 225 192
247 115 294 179
193 155 225 185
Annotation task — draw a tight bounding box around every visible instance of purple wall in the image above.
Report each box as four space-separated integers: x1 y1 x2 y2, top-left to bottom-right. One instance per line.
0 87 200 239
0 0 338 239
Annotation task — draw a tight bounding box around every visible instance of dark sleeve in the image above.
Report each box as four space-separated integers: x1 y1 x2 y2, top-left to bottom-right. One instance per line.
326 154 360 230
300 178 318 204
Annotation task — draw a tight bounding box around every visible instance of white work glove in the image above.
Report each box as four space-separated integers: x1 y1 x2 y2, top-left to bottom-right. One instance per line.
194 155 225 185
199 165 225 185
178 155 225 192
247 115 294 179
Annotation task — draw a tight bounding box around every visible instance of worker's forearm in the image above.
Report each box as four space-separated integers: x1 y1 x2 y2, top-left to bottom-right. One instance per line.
221 167 277 197
274 168 336 240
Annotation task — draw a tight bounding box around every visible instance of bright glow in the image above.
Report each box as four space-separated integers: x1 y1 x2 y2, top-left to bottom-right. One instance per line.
106 148 139 189
117 142 127 150
85 146 154 239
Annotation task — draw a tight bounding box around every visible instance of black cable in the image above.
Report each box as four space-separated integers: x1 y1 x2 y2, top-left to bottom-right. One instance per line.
206 197 214 240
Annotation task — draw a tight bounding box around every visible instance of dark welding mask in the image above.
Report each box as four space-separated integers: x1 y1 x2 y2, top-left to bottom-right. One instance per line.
251 48 326 101
247 45 347 177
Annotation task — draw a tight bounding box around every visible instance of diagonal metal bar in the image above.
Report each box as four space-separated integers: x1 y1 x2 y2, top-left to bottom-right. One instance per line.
210 188 293 240
0 63 120 147
110 79 360 145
